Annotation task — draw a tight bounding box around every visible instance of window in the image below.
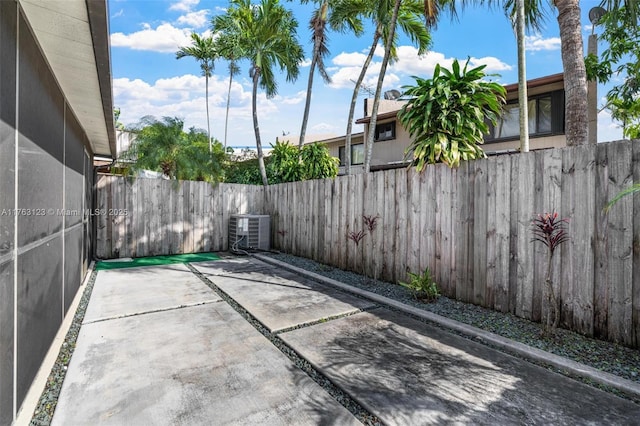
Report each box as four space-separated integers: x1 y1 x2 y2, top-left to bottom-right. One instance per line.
352 144 364 165
485 91 563 142
375 121 396 141
338 144 365 165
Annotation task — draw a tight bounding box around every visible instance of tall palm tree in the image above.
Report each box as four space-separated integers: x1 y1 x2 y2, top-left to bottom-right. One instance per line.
297 0 364 150
218 0 304 186
176 33 217 151
361 0 438 172
553 0 587 145
212 18 245 151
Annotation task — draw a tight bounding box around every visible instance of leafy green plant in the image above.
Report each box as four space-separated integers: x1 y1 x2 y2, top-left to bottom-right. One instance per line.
531 212 570 335
605 183 640 213
399 268 439 302
120 116 226 184
268 139 304 183
299 142 339 180
398 58 506 170
585 6 640 139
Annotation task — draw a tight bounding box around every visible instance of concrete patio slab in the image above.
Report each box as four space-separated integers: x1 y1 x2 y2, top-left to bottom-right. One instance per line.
53 295 359 425
83 264 221 323
280 308 640 425
193 259 376 333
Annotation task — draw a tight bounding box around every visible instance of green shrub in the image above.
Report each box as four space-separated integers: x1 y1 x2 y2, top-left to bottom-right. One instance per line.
399 268 439 302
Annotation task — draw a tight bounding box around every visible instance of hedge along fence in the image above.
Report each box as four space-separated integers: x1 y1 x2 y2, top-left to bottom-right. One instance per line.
263 140 640 347
95 175 264 259
95 140 639 347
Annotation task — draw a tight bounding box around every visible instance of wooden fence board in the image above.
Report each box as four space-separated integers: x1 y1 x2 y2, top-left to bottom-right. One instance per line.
494 156 511 312
422 166 436 279
515 153 535 319
607 142 634 344
382 171 396 282
633 141 640 347
541 149 563 323
395 170 408 282
408 168 421 276
571 145 596 336
594 144 610 338
473 161 488 306
485 158 497 310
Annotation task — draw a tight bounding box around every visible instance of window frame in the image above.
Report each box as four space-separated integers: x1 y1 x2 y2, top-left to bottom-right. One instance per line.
374 121 396 142
484 90 563 143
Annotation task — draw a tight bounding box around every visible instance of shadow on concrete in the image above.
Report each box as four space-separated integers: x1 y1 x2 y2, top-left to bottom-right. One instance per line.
282 307 640 424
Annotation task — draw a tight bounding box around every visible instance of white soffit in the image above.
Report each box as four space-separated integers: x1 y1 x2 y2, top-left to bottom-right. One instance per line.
20 0 114 157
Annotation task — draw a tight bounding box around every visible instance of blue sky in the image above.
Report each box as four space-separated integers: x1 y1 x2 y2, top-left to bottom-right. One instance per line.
109 0 623 149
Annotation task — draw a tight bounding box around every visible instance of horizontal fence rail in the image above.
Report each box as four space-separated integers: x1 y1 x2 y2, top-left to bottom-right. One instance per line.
95 140 639 347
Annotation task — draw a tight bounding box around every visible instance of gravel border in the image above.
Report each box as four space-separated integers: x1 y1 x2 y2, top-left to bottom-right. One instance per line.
256 252 640 403
30 269 99 426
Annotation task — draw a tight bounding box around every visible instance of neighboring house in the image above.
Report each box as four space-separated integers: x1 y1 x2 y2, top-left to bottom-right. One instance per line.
0 1 115 424
320 73 568 174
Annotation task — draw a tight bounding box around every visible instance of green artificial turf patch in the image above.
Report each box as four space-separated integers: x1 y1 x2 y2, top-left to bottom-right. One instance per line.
96 252 221 270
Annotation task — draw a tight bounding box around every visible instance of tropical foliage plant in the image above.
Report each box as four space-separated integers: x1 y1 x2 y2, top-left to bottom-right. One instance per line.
531 212 569 334
399 268 439 302
268 140 339 183
121 116 226 183
398 58 506 170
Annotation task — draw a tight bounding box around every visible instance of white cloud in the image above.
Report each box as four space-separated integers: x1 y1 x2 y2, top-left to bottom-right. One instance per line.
169 0 200 12
276 91 306 105
300 58 312 67
392 47 512 75
333 52 369 67
597 109 624 142
176 10 209 28
113 74 301 147
111 23 194 53
525 34 561 51
112 9 124 18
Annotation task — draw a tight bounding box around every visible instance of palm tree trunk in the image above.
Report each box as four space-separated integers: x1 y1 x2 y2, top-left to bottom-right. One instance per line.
345 27 381 175
252 68 269 186
206 74 212 152
298 51 318 150
555 0 588 146
516 0 529 152
364 0 402 173
224 65 234 151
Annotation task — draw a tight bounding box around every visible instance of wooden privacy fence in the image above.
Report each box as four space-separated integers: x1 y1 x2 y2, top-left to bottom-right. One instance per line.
264 140 640 347
95 140 639 347
95 176 263 259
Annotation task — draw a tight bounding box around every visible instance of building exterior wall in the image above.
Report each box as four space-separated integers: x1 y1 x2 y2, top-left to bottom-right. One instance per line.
323 78 568 173
0 2 95 423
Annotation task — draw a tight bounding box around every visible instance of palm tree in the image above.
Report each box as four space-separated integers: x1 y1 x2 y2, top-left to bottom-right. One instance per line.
122 116 226 182
337 0 431 174
362 0 441 172
176 33 217 152
212 16 246 151
218 0 304 186
297 0 364 150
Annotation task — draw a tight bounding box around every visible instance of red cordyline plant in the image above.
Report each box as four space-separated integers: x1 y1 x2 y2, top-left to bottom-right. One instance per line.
531 212 570 334
347 230 367 246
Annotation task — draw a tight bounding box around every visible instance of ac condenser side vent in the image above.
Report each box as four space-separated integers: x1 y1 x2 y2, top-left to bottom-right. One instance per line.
229 214 270 252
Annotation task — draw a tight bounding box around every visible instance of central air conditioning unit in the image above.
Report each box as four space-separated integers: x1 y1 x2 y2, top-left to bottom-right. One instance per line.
229 214 270 252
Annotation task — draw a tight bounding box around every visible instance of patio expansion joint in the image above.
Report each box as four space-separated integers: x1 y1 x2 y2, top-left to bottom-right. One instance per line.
185 262 382 425
82 300 224 325
273 305 381 336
